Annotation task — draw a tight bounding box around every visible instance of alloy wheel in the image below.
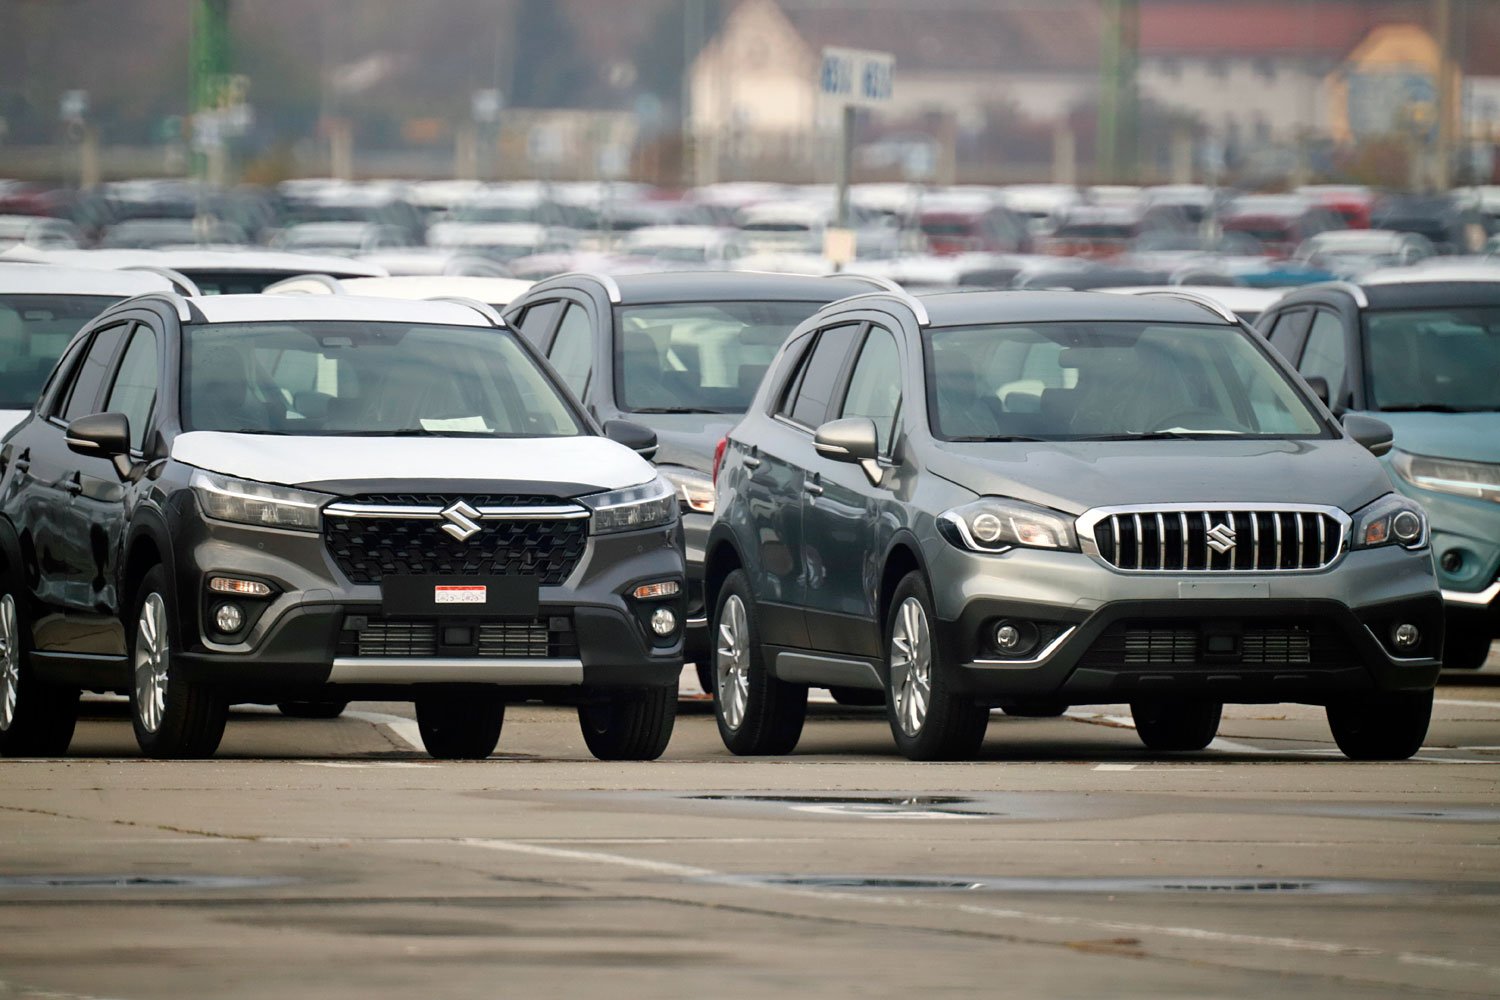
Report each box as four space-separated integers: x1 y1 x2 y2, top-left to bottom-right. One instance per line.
716 594 750 730
0 595 18 732
135 593 169 734
890 596 932 737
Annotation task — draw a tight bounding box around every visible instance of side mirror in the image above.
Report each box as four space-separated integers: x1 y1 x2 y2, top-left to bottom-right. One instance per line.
1343 413 1394 457
603 419 658 461
1305 375 1330 406
65 412 134 478
814 417 882 485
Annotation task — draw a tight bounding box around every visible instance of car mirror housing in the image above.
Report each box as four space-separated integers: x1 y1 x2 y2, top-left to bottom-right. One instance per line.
603 419 658 461
814 417 882 485
65 412 134 478
1343 413 1394 457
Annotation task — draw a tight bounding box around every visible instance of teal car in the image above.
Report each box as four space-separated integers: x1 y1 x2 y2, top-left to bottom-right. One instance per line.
1259 274 1500 668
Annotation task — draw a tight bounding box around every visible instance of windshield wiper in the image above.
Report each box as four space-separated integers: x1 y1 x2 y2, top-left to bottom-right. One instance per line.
323 428 495 437
628 406 728 415
947 435 1047 442
1078 431 1232 441
1379 404 1473 413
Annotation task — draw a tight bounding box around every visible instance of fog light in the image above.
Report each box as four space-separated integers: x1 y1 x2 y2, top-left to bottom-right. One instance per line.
1391 623 1421 650
633 580 681 600
209 576 272 597
214 603 245 634
991 619 1039 657
1391 511 1423 545
1440 550 1463 573
650 607 678 637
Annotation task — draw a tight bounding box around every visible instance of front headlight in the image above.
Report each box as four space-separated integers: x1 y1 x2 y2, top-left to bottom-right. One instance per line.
1350 493 1428 550
581 476 678 535
938 497 1079 553
1391 450 1500 504
658 466 715 514
191 470 330 532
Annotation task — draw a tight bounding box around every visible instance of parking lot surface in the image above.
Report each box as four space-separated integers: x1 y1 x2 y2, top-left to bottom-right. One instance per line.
0 658 1496 999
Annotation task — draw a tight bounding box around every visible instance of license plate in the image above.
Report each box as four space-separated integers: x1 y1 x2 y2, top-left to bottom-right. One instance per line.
381 576 540 618
1178 581 1269 600
435 585 487 605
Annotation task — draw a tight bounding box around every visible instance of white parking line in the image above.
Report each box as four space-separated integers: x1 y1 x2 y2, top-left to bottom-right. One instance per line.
344 710 423 751
1435 699 1500 711
261 835 1500 980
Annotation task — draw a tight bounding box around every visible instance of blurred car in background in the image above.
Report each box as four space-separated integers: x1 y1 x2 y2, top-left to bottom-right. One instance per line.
1293 230 1435 276
427 221 575 262
266 273 533 311
1039 203 1188 260
1220 195 1345 258
2 246 386 294
0 215 81 251
1104 284 1286 324
915 193 1031 256
621 226 744 269
1297 184 1379 229
272 222 412 256
356 248 513 277
98 218 249 249
1371 193 1490 255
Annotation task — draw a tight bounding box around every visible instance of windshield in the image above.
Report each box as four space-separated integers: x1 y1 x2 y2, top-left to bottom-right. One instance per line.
452 205 541 224
0 294 116 409
615 300 822 413
926 321 1326 440
181 321 583 437
1362 307 1500 412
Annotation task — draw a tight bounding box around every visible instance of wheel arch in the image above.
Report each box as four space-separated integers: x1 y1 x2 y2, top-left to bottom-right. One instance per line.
878 532 929 633
703 525 745 621
120 511 174 616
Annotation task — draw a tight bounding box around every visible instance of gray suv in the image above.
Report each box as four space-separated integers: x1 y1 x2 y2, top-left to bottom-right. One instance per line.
706 289 1443 761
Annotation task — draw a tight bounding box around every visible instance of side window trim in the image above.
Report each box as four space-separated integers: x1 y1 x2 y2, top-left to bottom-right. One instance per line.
778 323 866 432
52 322 134 427
39 336 91 422
773 334 817 424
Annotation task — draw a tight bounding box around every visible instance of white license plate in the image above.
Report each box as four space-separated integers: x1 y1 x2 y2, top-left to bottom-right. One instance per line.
434 585 487 605
1178 581 1269 600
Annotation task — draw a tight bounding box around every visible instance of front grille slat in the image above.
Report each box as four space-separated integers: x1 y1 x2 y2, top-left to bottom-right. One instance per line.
1080 620 1349 671
1090 507 1344 573
340 615 577 659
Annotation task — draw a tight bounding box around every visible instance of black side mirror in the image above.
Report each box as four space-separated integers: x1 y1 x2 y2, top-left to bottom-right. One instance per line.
603 419 658 461
1343 413 1394 457
1305 375 1330 406
814 417 882 485
65 412 134 478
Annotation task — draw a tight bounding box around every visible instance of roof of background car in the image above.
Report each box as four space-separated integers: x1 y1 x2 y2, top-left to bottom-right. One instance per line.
185 293 495 327
912 288 1238 327
595 270 882 304
1355 278 1500 309
0 246 387 277
0 261 175 295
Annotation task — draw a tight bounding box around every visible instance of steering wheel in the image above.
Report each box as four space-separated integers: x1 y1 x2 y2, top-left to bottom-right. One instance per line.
1148 407 1246 433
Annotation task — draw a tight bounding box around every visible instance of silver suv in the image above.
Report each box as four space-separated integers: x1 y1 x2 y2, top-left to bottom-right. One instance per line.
706 289 1443 761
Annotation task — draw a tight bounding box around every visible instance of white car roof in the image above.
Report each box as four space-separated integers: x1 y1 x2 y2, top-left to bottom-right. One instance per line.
0 261 176 295
1359 263 1500 285
339 276 533 305
187 293 496 327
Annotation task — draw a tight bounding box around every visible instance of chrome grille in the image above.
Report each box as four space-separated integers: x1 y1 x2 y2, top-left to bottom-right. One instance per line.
1078 621 1353 670
1083 506 1346 573
357 622 438 657
342 616 575 659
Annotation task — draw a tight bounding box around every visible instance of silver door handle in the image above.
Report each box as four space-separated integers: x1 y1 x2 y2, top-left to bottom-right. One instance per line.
803 481 824 497
742 455 762 469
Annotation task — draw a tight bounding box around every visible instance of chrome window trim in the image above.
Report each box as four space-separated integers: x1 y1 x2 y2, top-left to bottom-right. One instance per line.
1076 502 1352 574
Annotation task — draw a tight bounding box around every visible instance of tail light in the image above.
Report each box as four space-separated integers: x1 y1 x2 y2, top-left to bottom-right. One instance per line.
712 437 728 487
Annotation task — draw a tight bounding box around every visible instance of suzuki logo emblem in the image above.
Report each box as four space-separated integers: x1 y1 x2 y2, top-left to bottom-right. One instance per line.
440 501 482 542
1206 521 1237 554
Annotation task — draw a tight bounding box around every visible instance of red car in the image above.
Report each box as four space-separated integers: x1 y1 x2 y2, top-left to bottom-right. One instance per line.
1220 196 1345 259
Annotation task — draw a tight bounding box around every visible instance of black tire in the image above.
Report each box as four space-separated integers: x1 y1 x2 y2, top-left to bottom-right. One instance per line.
829 686 885 707
415 691 504 759
712 569 807 755
999 701 1069 718
885 572 988 761
1442 628 1495 671
277 700 350 719
1130 700 1222 752
579 685 677 761
694 662 714 696
131 567 228 759
1326 690 1432 761
0 584 79 757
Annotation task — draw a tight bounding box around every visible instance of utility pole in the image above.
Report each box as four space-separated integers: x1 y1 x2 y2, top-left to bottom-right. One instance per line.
190 0 232 184
1097 0 1139 184
1434 0 1455 191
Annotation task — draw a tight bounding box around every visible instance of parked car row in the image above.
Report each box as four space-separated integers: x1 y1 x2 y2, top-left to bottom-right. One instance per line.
0 247 1492 765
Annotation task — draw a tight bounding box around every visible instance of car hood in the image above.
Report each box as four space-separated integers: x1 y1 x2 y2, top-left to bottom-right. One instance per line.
1364 411 1500 464
172 432 656 496
636 413 741 473
926 437 1392 516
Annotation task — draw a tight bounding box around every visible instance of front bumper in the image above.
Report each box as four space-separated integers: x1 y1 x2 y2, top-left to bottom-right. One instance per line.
683 510 711 660
168 505 685 700
925 541 1444 705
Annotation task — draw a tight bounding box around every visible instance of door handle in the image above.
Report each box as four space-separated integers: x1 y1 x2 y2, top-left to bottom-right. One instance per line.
742 455 762 470
803 480 824 498
63 473 83 496
13 448 29 474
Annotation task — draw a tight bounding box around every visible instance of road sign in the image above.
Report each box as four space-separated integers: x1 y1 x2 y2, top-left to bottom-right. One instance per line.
819 48 894 108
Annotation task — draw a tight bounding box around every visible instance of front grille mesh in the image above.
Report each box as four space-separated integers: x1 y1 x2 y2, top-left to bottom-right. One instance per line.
1079 620 1355 670
1091 510 1343 572
343 617 575 659
323 495 587 586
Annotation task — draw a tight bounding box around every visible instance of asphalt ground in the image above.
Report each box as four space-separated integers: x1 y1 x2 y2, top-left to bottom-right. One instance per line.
1 649 1497 999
